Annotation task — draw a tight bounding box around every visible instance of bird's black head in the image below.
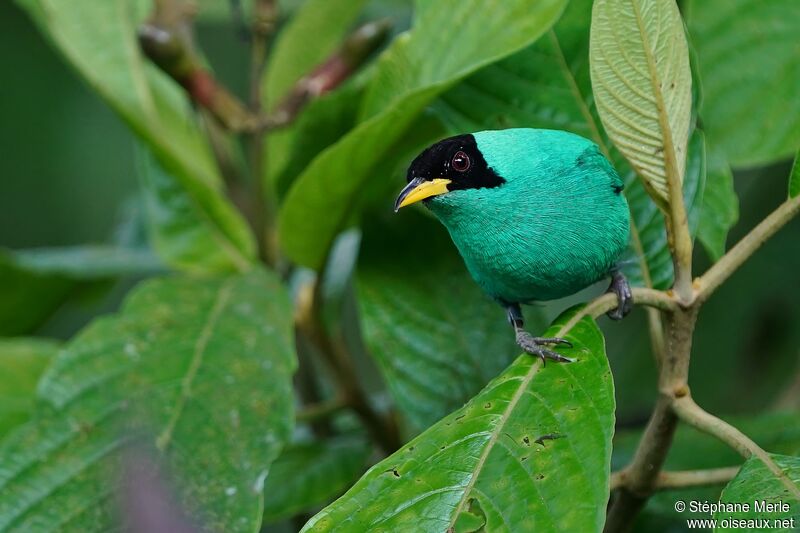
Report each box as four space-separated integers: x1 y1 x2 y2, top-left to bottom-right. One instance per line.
394 134 505 211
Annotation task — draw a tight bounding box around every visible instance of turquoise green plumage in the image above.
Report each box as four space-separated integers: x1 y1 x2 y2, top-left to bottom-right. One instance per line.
395 128 631 362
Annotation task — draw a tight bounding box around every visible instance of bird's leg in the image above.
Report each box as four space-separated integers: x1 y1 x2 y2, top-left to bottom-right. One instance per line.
504 303 575 364
605 270 633 321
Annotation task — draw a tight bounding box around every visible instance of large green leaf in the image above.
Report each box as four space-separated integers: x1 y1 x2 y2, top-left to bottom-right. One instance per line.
17 0 256 272
590 0 692 207
714 454 800 531
262 437 371 523
0 270 296 532
697 151 739 261
433 0 708 289
357 212 537 433
0 338 58 438
302 310 614 532
686 0 800 168
278 0 569 270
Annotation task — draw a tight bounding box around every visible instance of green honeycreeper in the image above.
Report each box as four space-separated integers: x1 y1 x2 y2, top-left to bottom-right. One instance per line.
394 128 631 363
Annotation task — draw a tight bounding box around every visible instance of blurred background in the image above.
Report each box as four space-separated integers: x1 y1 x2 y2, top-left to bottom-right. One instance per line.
1 1 798 530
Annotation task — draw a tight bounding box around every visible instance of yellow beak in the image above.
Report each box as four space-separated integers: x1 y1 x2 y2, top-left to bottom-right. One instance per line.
394 178 452 211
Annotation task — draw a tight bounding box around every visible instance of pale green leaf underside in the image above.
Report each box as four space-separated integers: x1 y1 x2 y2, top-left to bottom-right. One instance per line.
590 0 692 205
0 270 296 533
17 0 256 272
714 454 800 531
687 0 800 168
278 0 568 270
303 310 614 532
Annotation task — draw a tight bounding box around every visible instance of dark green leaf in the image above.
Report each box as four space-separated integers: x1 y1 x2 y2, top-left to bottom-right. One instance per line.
17 0 257 272
273 85 363 196
715 454 800 530
0 269 296 532
137 147 253 274
262 437 371 523
686 0 800 167
789 150 800 199
357 212 541 432
0 338 58 437
278 0 569 270
697 152 739 261
303 310 614 532
0 250 76 336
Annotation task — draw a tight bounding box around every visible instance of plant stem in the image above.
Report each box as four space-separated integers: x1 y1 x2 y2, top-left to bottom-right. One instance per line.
610 466 739 491
296 280 400 454
605 307 698 533
247 0 279 265
604 396 677 532
697 195 800 304
297 397 347 422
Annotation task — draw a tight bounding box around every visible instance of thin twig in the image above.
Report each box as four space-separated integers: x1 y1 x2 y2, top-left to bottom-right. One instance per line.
565 287 677 327
672 396 800 499
697 195 800 304
247 0 278 265
295 279 400 454
297 397 347 422
605 307 698 533
605 396 678 532
611 466 740 491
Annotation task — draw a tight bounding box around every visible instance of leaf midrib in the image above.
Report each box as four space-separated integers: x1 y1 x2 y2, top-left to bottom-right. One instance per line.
155 279 235 451
447 358 544 527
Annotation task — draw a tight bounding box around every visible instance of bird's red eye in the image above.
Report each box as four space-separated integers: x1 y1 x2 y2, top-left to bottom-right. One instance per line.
451 151 470 172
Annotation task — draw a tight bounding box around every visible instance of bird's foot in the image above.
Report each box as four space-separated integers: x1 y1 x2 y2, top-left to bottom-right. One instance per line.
515 330 575 365
606 270 632 321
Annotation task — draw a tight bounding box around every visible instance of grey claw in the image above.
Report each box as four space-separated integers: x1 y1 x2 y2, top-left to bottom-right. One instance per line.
516 331 576 364
606 270 633 321
533 337 573 348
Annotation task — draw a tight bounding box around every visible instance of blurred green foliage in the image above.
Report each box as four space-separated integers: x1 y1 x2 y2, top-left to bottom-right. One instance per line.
0 0 798 531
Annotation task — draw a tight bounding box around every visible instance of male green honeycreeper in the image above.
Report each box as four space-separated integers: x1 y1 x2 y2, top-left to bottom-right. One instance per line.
394 128 632 363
